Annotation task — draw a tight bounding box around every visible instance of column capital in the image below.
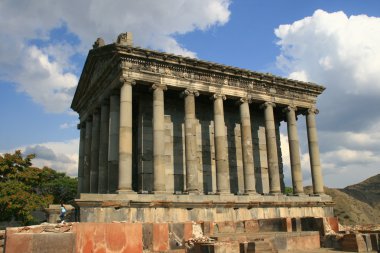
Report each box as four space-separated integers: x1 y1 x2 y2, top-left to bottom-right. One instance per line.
210 93 226 101
282 105 297 113
151 83 167 91
307 107 319 115
181 89 199 98
119 77 136 86
236 95 252 105
260 101 276 110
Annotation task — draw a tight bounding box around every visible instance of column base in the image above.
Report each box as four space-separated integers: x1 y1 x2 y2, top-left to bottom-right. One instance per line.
244 192 260 196
310 193 326 197
153 191 169 194
268 192 283 196
117 189 137 194
216 191 233 196
185 190 200 195
290 192 306 197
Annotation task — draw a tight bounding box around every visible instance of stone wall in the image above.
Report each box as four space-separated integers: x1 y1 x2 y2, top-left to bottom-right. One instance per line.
4 217 336 253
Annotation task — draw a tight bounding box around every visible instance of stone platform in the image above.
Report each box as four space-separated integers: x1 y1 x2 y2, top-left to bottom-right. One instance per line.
76 193 333 222
4 217 339 253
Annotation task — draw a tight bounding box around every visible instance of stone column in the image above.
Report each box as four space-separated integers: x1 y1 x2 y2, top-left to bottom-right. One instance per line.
306 108 324 194
283 106 304 194
211 93 230 194
152 84 167 193
261 102 281 194
238 97 256 194
98 101 110 193
108 94 120 193
90 110 100 193
118 78 136 193
182 89 199 194
77 122 86 196
83 119 92 193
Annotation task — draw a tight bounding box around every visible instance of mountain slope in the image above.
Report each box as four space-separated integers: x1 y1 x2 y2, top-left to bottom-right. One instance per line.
341 174 380 211
304 174 380 225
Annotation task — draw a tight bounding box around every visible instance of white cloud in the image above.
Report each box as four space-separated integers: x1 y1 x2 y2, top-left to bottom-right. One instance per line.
2 139 80 176
0 0 231 113
275 9 380 188
275 9 380 94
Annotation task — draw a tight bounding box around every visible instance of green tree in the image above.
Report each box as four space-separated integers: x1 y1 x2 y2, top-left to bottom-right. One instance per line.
285 186 293 194
0 150 77 225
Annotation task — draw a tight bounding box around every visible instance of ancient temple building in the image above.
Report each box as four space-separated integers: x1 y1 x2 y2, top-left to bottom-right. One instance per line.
71 33 333 222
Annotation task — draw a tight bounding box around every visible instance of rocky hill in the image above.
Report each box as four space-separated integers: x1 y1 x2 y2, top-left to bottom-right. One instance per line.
306 174 380 225
330 174 380 225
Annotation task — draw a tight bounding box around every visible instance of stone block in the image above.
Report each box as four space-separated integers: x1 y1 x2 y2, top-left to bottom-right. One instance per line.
300 217 324 235
153 223 169 252
214 221 236 234
363 234 372 252
201 221 215 236
169 223 185 250
283 233 320 250
326 217 339 233
72 222 97 252
244 220 259 233
258 218 286 232
105 223 128 252
341 233 368 252
370 233 379 251
184 222 193 241
284 217 292 232
5 232 76 253
235 221 245 233
142 223 153 250
33 233 76 253
291 217 302 232
4 233 33 253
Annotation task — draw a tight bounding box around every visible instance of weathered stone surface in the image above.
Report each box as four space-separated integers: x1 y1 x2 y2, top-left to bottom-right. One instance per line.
5 232 76 253
73 222 142 253
341 233 368 252
153 223 169 251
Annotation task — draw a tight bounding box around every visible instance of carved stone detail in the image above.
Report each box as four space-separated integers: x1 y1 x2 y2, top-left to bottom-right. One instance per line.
210 93 226 101
181 89 199 98
260 101 276 110
93 38 105 49
151 83 167 91
117 32 133 46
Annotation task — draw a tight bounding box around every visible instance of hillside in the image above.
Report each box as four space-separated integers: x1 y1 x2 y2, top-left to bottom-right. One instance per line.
341 173 380 211
305 174 380 225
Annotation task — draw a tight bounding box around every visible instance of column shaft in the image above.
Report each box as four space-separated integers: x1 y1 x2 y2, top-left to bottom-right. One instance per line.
118 80 135 193
306 108 324 194
284 106 303 194
98 102 110 193
83 120 92 192
262 102 281 194
90 111 100 193
212 94 229 194
183 90 199 193
239 98 256 194
108 94 120 193
77 123 86 196
152 84 167 193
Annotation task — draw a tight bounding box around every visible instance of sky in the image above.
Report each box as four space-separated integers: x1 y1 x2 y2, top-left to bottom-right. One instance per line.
1 0 380 188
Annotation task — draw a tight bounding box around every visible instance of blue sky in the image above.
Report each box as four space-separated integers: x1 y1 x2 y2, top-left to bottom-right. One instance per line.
1 0 380 188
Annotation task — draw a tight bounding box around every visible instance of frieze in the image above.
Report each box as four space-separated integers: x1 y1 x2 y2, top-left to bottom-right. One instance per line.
120 56 314 103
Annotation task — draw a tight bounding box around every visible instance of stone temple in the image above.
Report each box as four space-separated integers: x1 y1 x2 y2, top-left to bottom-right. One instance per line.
71 32 333 222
